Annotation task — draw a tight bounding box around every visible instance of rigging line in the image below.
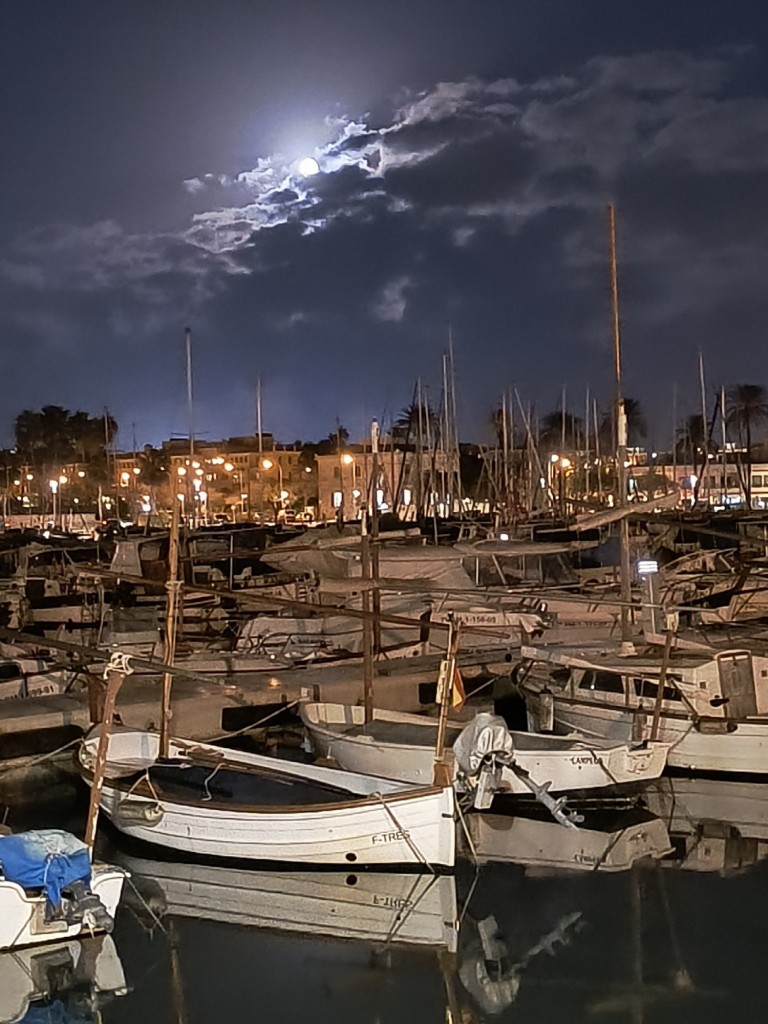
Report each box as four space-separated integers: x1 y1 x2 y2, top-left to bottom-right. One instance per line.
0 736 81 777
201 698 300 743
125 873 169 936
202 760 224 802
373 792 435 874
454 798 478 870
381 873 430 948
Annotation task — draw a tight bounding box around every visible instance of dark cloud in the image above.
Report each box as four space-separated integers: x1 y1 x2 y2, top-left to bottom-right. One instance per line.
3 39 768 446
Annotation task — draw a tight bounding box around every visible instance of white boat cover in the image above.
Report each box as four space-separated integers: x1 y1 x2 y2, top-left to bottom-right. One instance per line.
453 713 515 776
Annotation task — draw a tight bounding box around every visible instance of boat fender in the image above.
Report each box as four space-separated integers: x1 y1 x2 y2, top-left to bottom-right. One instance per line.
117 799 164 826
695 717 737 734
538 689 554 733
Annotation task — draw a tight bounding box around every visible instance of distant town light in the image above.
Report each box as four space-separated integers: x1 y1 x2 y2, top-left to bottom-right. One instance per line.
550 454 559 463
58 475 67 485
177 466 187 476
341 453 354 466
48 479 58 493
559 457 571 469
26 473 34 481
77 470 86 478
499 533 510 541
132 467 140 475
224 462 235 472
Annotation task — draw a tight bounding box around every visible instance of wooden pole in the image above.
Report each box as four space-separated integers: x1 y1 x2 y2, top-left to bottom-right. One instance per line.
360 511 375 724
650 629 674 742
160 498 181 758
433 618 461 785
84 663 126 857
370 419 382 655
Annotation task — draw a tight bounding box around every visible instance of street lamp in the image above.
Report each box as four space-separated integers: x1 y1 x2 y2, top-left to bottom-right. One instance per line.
261 458 284 517
49 478 59 527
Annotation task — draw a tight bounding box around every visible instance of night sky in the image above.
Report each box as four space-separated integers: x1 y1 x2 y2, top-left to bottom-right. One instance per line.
2 0 768 450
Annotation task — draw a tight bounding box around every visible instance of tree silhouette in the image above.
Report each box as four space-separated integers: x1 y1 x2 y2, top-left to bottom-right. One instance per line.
392 403 437 443
538 409 584 452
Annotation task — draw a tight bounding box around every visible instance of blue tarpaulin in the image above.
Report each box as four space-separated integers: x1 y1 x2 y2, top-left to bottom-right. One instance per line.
0 830 92 910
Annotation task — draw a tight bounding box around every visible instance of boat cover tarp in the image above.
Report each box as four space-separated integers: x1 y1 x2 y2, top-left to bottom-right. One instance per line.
453 713 515 776
0 830 91 910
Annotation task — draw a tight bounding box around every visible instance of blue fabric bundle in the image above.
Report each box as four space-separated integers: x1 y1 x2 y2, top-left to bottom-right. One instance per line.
0 829 92 911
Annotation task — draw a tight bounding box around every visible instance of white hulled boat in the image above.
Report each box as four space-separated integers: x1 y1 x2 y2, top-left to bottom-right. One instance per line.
301 702 669 795
78 727 456 869
520 641 768 775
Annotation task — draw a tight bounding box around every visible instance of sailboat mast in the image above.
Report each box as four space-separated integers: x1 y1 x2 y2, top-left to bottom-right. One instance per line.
160 498 181 758
607 204 633 650
185 327 194 460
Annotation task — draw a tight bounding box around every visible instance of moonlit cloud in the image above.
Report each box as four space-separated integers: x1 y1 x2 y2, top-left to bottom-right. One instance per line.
3 45 768 444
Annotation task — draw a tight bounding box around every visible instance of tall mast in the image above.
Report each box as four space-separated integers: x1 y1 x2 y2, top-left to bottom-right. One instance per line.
256 376 263 456
721 383 728 502
184 327 195 460
608 204 633 651
160 497 181 758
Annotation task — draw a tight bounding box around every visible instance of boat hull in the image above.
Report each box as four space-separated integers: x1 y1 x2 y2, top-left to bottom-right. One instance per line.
301 703 668 793
533 699 768 775
98 781 456 868
0 867 125 951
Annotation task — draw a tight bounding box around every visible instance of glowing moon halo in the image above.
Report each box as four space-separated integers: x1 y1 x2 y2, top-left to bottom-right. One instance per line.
298 156 320 176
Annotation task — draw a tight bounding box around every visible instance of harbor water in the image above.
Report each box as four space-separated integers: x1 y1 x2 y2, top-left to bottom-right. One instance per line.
5 778 768 1024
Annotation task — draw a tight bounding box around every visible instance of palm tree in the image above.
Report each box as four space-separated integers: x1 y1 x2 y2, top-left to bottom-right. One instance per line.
538 409 583 452
675 414 707 462
392 403 437 444
599 396 647 450
727 384 768 506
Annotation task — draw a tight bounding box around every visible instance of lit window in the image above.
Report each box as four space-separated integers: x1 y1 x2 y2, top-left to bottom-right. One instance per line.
332 491 343 508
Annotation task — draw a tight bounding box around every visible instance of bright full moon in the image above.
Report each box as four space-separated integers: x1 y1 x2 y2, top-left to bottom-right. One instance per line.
298 156 320 176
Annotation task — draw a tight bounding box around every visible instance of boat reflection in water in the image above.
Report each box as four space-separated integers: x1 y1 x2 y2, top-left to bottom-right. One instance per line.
0 934 127 1024
465 809 674 872
646 776 768 873
123 856 459 950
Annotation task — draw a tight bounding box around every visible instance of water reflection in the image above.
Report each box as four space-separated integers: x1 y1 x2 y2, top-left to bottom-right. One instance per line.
6 780 768 1022
0 935 127 1024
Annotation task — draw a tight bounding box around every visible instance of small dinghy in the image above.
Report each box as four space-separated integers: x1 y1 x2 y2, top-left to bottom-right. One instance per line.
0 829 126 951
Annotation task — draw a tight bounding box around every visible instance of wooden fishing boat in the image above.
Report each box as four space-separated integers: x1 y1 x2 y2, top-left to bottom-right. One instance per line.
78 727 456 869
300 702 669 794
520 640 768 775
122 855 458 949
